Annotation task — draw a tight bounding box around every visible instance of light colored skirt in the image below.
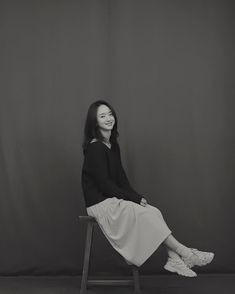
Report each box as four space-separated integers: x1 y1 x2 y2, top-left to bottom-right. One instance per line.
87 197 171 267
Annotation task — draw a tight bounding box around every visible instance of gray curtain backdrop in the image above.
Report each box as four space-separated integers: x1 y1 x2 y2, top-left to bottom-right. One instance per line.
0 0 234 275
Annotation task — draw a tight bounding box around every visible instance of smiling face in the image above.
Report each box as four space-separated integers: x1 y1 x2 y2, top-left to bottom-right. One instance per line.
96 104 115 132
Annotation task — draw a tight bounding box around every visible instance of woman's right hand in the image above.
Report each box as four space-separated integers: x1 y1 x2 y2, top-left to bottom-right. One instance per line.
140 197 147 207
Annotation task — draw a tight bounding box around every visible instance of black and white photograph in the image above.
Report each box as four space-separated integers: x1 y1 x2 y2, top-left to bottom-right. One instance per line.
0 0 234 293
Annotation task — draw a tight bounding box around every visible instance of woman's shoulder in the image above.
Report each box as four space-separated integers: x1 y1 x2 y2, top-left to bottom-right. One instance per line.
90 138 98 144
86 139 107 153
87 139 119 153
89 139 105 147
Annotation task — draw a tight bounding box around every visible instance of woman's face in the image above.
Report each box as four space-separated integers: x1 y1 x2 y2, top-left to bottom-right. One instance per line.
96 104 115 132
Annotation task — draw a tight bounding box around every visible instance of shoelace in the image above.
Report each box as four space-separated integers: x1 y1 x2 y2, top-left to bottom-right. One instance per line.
191 250 211 261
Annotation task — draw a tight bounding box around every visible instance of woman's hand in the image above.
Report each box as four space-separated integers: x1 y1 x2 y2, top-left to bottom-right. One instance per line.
140 197 147 207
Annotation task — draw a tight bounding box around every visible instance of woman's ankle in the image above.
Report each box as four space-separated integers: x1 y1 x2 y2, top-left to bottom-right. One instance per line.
176 244 192 258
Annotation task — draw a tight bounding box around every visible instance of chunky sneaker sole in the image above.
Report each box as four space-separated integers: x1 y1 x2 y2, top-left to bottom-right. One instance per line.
164 258 197 277
183 248 214 268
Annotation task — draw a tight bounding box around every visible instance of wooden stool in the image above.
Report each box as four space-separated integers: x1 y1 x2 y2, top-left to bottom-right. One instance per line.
78 215 141 293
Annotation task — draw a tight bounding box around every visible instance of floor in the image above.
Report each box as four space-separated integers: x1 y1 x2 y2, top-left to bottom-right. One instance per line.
0 274 234 294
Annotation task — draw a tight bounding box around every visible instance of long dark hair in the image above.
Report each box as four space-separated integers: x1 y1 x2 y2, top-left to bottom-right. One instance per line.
82 100 119 154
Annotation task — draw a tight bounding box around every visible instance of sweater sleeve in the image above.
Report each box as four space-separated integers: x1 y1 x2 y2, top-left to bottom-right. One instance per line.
85 142 142 204
116 145 143 204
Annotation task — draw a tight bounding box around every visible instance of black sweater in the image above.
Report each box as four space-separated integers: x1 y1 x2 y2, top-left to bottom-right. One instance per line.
81 141 142 207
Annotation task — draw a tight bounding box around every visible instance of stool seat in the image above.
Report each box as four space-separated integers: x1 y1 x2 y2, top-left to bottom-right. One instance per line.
78 215 141 293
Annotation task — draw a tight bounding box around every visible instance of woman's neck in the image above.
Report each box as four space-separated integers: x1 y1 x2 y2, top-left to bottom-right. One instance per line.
100 130 111 143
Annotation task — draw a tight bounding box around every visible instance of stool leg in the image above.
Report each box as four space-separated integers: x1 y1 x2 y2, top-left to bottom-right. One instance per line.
80 222 94 294
132 265 141 292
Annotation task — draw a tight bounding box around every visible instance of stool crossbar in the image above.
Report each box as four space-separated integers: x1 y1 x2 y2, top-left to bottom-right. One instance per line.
78 215 141 293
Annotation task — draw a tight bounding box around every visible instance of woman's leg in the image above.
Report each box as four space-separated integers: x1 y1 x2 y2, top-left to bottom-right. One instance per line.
162 234 197 277
163 234 192 258
147 205 214 269
163 233 214 269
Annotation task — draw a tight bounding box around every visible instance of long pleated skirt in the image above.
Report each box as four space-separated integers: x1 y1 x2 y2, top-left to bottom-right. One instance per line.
86 197 172 267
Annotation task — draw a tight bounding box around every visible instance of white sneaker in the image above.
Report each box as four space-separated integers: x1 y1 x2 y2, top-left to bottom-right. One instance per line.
182 248 214 268
164 256 197 277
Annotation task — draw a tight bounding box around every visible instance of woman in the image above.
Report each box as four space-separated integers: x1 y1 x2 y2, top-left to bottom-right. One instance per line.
81 100 214 277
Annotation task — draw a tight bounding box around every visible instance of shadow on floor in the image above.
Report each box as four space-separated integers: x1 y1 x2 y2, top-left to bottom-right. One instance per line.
0 274 234 294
